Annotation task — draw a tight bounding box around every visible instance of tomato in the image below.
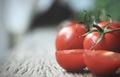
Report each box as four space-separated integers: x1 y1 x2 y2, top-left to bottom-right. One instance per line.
83 32 120 51
83 21 120 52
56 49 86 72
55 22 86 50
83 50 120 75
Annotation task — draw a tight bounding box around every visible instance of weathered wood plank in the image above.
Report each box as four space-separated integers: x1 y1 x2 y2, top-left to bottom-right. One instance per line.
0 51 119 77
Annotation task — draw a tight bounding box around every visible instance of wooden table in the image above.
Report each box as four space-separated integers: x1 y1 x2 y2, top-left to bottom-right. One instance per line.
0 27 119 77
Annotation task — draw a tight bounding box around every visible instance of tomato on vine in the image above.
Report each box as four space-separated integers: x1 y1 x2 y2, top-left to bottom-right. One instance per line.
83 16 120 52
55 11 120 75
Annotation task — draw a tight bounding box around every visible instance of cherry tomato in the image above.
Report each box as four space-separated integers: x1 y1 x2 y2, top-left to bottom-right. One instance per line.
56 49 86 72
83 21 120 52
83 32 120 51
56 22 86 50
83 50 120 75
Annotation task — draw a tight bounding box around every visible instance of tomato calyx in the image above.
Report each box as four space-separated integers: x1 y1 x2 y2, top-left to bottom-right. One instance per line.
90 15 120 49
76 11 91 32
78 15 120 50
75 12 120 50
76 11 97 40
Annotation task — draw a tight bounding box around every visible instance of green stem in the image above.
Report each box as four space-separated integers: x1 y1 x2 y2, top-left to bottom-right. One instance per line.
78 30 98 38
105 28 120 33
83 10 87 23
93 21 104 33
90 21 104 49
104 15 112 30
90 32 104 50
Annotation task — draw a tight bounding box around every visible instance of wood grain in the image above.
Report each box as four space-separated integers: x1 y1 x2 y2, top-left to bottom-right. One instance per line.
0 27 119 77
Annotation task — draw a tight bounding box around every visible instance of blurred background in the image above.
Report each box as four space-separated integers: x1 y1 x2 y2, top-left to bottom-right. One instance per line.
0 0 120 58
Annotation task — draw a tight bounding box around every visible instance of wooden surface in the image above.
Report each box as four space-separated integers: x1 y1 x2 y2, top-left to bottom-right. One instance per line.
0 27 119 77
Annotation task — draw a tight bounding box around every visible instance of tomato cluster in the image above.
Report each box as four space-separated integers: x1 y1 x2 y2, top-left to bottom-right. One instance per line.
55 19 120 75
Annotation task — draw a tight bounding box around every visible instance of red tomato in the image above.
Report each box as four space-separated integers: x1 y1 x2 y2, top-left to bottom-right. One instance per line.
83 50 120 75
56 49 86 72
83 21 120 52
83 32 120 51
56 22 86 50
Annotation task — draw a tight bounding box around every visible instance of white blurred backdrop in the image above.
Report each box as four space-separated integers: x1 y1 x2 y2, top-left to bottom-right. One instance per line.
0 0 95 58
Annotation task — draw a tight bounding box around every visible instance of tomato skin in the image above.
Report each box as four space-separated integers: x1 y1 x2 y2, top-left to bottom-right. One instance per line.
56 49 86 72
83 50 120 75
83 21 120 52
55 22 86 50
